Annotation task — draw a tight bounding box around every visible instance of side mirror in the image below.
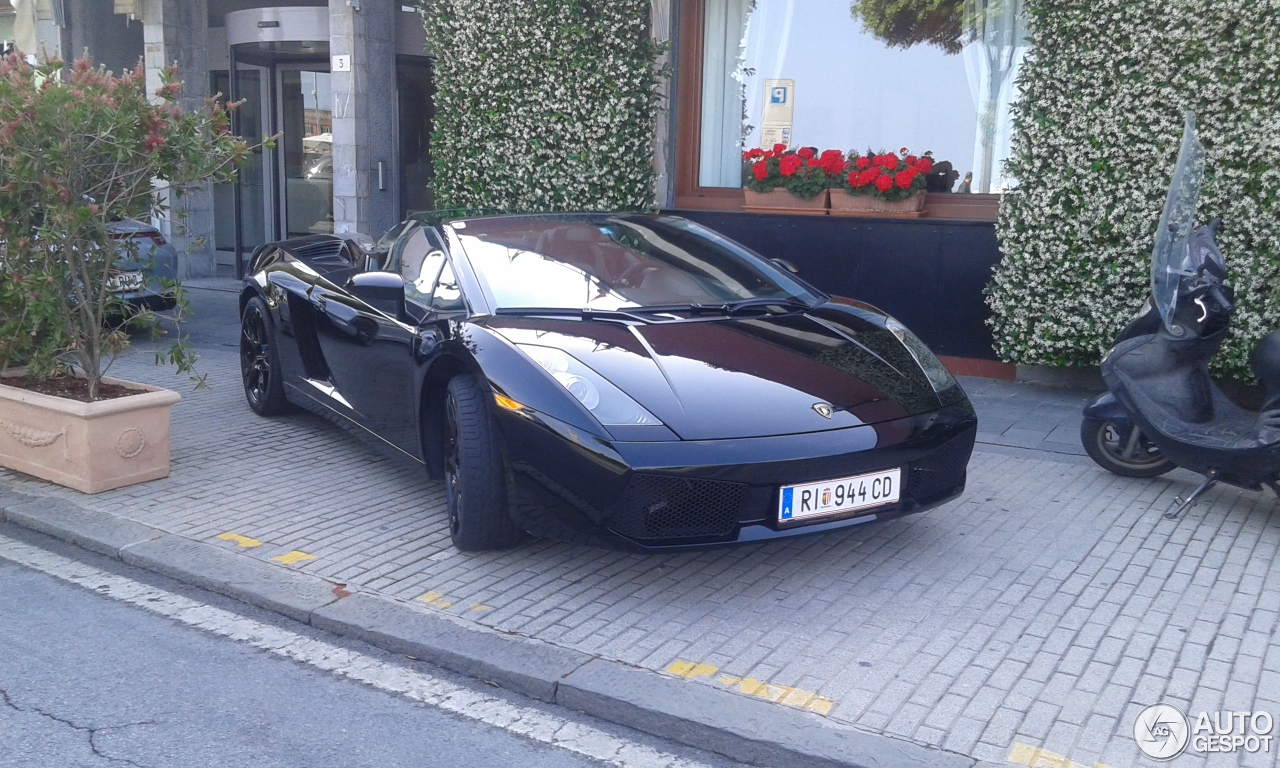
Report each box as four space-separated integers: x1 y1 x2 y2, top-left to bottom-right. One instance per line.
771 258 799 274
348 271 406 318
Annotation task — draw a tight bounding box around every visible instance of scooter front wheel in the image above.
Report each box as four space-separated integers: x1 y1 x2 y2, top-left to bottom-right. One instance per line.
1080 418 1176 478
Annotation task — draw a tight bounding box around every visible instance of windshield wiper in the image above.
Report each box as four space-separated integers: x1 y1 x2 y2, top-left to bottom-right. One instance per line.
629 298 810 316
721 297 813 315
627 303 734 316
495 299 811 324
493 307 654 324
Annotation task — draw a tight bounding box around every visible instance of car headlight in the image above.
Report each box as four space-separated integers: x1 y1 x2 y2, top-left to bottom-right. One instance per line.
884 318 959 395
518 344 662 426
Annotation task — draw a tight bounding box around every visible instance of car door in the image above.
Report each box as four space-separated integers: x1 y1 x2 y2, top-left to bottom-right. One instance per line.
308 259 424 457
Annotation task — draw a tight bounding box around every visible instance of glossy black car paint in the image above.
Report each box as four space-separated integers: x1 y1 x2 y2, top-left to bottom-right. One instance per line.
240 215 977 551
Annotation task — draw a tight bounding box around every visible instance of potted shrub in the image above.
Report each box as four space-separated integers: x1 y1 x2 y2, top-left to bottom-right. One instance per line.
0 53 253 493
830 148 933 217
741 145 846 214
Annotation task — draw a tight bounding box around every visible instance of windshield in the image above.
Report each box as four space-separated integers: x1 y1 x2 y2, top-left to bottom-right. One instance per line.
1152 112 1207 333
448 215 821 312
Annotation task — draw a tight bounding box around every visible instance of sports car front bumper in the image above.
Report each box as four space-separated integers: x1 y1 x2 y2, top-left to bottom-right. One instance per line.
496 398 977 551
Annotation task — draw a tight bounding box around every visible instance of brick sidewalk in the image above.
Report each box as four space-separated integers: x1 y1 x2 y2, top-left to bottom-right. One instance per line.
3 305 1278 768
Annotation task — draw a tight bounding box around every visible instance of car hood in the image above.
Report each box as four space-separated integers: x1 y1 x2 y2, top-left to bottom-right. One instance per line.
486 307 944 440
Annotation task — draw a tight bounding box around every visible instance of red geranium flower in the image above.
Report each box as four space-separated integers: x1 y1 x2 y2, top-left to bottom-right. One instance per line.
879 154 899 171
857 168 881 186
773 143 787 154
752 161 769 182
915 157 933 174
749 148 764 158
821 155 846 175
874 175 894 193
779 154 803 177
895 171 913 189
847 170 864 188
797 147 815 159
905 155 917 166
854 156 871 171
806 158 823 168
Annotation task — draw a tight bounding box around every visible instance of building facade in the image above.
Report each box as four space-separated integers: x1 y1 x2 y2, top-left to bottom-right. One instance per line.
15 0 432 279
11 1 1005 369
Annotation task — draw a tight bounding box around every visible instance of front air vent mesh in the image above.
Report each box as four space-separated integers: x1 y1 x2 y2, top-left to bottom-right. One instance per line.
908 431 974 501
607 474 747 543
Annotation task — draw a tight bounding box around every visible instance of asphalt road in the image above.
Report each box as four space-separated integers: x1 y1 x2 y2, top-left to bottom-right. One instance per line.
0 526 736 768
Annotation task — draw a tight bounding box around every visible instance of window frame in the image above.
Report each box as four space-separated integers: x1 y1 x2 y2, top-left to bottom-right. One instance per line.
672 0 1000 222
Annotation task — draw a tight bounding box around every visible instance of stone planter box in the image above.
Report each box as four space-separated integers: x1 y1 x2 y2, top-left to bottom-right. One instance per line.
742 188 829 216
0 371 181 493
829 189 926 218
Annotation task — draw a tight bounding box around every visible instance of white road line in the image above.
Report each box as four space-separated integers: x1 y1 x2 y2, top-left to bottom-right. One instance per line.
0 534 712 768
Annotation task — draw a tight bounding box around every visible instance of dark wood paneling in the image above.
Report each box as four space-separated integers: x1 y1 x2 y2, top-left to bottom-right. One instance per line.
672 210 1004 360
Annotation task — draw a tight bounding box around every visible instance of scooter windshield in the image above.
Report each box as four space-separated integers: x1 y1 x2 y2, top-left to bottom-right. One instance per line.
1152 112 1207 333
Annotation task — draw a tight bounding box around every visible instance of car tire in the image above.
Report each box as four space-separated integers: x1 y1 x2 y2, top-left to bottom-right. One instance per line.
1080 417 1176 478
443 374 525 551
240 296 292 416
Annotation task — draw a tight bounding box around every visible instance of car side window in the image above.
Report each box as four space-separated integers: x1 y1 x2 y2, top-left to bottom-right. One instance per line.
395 226 432 282
404 249 447 317
431 261 466 313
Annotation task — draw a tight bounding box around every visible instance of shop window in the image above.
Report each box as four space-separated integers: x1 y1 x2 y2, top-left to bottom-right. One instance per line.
680 0 1029 210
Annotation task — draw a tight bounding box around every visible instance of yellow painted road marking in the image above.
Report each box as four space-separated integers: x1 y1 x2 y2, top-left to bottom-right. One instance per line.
1008 742 1120 768
666 660 718 679
271 550 316 565
216 532 261 548
665 660 834 715
416 591 453 610
468 603 493 612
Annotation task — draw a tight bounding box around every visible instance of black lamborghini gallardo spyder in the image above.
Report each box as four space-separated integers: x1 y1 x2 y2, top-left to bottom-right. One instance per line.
239 213 976 551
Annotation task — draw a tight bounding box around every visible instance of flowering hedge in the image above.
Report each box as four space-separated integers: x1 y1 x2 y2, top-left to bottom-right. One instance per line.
419 1 666 213
987 0 1280 376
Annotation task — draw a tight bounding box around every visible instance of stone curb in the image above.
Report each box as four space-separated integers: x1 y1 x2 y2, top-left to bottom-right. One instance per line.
121 534 342 625
557 659 969 768
0 486 976 768
309 591 590 703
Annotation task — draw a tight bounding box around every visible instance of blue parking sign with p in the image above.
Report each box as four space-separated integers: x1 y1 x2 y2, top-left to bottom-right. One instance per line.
770 86 788 104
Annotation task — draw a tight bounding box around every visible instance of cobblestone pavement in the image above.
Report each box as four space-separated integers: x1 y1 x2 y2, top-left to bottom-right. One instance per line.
3 284 1278 768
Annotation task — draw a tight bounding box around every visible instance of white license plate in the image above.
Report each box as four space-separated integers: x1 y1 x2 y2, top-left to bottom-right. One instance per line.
108 271 145 292
779 467 901 523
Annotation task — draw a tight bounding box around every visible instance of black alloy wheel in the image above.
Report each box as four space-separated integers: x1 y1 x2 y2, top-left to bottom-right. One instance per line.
240 296 291 416
1080 417 1176 478
442 374 525 551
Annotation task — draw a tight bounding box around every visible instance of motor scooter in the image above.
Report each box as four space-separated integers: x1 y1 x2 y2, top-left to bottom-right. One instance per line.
1081 113 1280 519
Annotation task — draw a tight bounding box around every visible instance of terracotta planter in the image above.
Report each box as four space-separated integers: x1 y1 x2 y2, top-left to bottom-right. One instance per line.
742 188 829 216
829 190 926 218
0 370 181 493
